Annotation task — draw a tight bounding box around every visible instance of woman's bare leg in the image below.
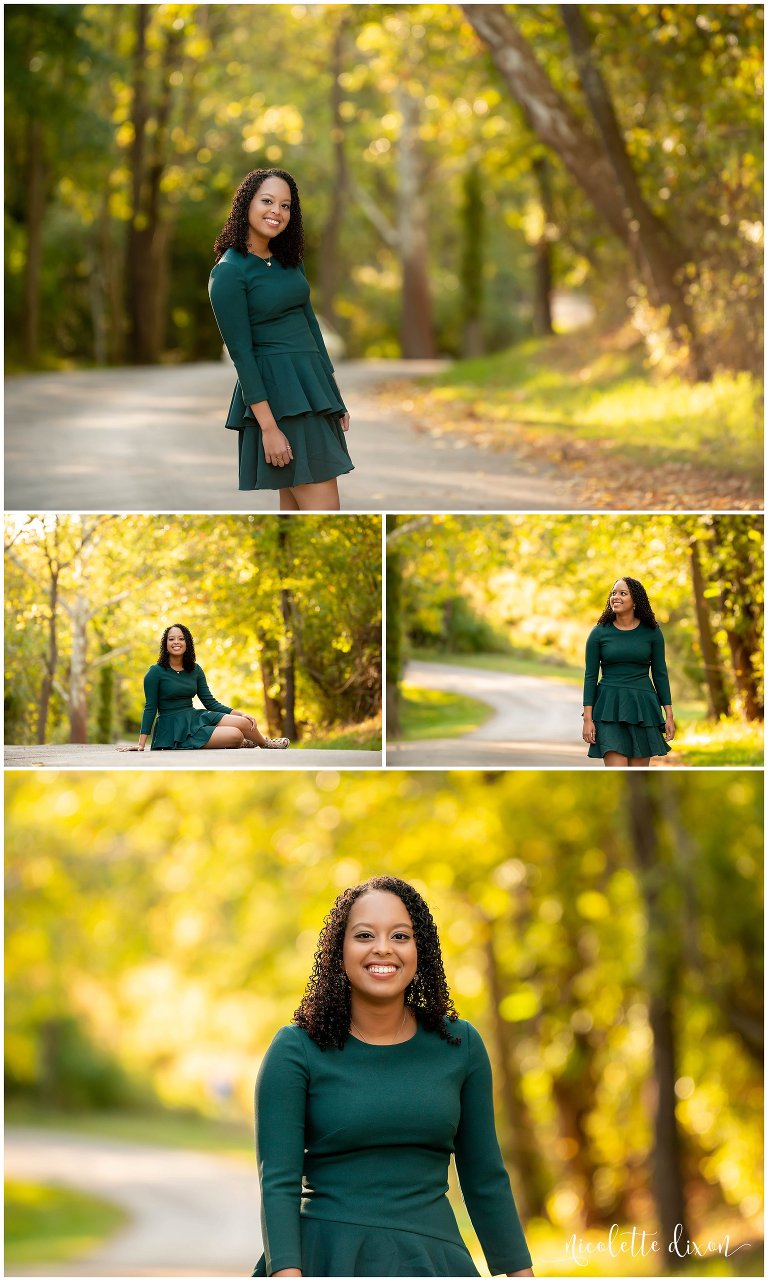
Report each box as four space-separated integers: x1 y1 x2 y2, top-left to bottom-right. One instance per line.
216 712 288 748
288 478 341 511
603 751 629 767
203 725 246 749
628 757 651 767
279 488 301 511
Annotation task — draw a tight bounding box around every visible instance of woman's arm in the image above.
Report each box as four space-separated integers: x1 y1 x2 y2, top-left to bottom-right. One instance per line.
195 666 233 715
255 1027 309 1276
209 259 269 405
297 263 336 375
454 1026 534 1277
650 629 674 738
209 258 295 464
582 628 600 743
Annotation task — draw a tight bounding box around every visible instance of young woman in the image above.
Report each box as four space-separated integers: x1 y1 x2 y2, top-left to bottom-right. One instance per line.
253 876 534 1278
119 624 289 752
582 577 674 766
208 168 353 511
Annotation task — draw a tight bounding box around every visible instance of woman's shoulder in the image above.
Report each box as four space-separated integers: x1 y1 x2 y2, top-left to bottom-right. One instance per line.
587 622 606 638
210 247 247 275
144 662 163 677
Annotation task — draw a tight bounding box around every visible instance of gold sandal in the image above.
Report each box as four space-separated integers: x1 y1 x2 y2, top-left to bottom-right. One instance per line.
261 737 290 749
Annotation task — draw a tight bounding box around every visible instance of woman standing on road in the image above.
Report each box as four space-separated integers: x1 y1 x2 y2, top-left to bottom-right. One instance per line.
209 169 353 511
119 624 289 752
582 577 674 766
253 875 534 1278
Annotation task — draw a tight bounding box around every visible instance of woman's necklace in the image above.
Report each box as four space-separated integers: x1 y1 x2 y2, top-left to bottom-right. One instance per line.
248 245 273 266
350 1007 409 1045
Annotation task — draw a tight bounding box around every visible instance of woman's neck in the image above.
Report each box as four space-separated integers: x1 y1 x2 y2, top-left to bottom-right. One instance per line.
349 996 412 1043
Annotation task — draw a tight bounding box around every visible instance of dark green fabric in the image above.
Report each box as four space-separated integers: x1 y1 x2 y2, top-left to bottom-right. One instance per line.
140 663 231 749
253 1018 532 1277
208 252 354 490
583 623 672 759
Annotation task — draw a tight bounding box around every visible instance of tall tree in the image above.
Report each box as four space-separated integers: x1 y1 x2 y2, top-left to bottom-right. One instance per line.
626 775 690 1258
461 4 709 377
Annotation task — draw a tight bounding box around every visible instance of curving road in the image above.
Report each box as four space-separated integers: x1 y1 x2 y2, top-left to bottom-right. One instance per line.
5 1126 261 1276
5 360 579 513
4 744 381 769
387 661 671 768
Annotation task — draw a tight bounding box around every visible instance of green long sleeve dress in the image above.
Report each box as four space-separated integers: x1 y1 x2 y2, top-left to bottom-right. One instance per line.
252 1017 533 1278
583 622 672 759
208 250 353 491
140 663 232 750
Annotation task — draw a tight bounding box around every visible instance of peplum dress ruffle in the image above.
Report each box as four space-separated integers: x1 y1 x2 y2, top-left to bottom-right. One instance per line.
583 622 672 759
208 249 353 491
252 1018 533 1278
140 663 232 750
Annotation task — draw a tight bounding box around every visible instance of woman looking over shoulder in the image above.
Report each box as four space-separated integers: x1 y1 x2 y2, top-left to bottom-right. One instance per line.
253 875 534 1278
119 624 289 752
208 168 353 511
582 577 674 767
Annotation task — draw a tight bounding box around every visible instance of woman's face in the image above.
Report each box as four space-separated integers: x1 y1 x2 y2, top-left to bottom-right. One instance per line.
610 580 634 616
248 176 292 243
342 890 418 1001
166 627 187 658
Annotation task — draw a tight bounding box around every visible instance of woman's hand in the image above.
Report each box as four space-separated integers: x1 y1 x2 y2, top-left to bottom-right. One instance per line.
117 744 144 752
582 715 596 745
340 412 350 433
664 711 676 741
261 425 294 467
271 1271 302 1277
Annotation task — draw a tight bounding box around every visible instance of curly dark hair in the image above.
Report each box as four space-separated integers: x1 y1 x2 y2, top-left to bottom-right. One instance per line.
213 169 304 267
596 576 659 628
294 876 461 1051
157 624 197 671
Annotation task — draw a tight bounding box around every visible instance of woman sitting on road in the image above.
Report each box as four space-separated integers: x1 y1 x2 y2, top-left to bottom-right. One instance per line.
119 624 289 752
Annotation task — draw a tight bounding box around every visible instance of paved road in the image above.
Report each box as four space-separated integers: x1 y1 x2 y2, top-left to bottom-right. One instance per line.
5 744 381 769
5 360 579 512
5 1127 261 1276
387 661 671 768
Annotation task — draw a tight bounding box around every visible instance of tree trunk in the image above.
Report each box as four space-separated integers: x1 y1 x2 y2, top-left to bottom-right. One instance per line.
626 776 689 1258
258 632 284 738
385 516 402 736
23 116 46 364
460 162 485 357
688 538 731 719
559 5 708 379
126 9 180 363
36 570 59 744
482 920 549 1219
318 12 349 327
277 520 298 741
68 595 89 743
530 155 554 336
396 85 437 358
722 619 764 721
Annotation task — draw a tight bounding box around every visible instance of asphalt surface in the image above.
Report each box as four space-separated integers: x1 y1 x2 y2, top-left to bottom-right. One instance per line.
5 744 381 769
387 661 671 768
5 1127 261 1276
5 360 579 513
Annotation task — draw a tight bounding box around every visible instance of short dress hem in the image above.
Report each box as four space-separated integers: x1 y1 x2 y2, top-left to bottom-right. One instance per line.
252 1218 481 1278
150 707 226 750
588 683 670 759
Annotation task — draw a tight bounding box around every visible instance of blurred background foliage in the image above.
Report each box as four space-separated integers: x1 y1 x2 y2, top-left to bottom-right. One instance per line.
4 3 763 378
4 770 763 1271
4 513 381 745
386 514 764 757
